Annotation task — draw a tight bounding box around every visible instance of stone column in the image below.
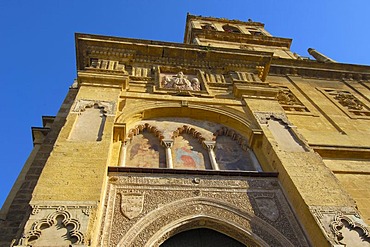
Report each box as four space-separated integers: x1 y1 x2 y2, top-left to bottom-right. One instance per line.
203 141 220 170
118 141 127 167
162 139 174 169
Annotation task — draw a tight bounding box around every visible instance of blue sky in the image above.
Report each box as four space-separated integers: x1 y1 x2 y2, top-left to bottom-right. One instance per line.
1 1 369 207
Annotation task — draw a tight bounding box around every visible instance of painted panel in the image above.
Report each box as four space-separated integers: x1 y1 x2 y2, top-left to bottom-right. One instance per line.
173 134 211 170
126 132 166 168
215 136 255 171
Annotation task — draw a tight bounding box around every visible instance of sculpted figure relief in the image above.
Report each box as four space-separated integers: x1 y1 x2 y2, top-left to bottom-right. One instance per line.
163 72 201 91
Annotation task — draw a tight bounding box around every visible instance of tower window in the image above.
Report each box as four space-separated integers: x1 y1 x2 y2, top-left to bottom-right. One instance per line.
222 25 241 33
201 23 216 31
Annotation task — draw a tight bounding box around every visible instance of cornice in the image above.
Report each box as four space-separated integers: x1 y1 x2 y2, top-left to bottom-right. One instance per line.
191 29 292 49
270 57 370 81
186 13 265 27
75 33 273 80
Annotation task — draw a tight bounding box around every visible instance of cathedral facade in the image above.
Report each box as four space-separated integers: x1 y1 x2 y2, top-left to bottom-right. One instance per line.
1 14 370 246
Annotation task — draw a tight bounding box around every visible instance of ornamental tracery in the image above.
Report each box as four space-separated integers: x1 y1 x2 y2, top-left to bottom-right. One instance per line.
18 209 85 246
330 212 370 245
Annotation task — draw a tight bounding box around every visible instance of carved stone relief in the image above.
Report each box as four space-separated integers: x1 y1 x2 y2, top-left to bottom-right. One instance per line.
320 89 370 118
275 87 309 112
15 203 95 246
98 174 310 247
161 71 201 91
120 193 144 220
310 206 370 246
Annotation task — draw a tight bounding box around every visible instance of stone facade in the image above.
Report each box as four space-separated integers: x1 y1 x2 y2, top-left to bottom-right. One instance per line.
1 14 370 246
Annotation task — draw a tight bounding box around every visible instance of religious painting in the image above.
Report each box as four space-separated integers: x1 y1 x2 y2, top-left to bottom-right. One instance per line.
215 136 255 171
173 134 210 170
126 132 166 168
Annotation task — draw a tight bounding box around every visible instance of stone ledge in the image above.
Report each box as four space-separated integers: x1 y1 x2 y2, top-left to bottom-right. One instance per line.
108 166 278 177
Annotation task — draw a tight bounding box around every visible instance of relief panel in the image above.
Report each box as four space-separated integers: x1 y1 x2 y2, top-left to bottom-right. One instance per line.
319 88 370 118
275 86 310 113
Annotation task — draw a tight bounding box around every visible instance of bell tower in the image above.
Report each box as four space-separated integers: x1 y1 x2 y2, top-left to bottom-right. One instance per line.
184 14 296 59
1 13 370 247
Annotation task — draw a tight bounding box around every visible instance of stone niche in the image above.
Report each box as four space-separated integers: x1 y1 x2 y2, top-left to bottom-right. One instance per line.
98 172 310 247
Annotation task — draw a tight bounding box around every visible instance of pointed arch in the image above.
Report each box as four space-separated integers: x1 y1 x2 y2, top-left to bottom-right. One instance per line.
117 197 295 247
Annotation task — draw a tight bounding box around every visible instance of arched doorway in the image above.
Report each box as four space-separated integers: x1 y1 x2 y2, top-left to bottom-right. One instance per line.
160 228 245 247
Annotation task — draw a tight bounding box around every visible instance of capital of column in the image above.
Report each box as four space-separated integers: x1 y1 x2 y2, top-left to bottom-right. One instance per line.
161 139 174 148
203 140 216 150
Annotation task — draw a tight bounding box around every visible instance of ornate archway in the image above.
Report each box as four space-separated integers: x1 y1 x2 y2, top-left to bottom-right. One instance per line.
117 197 295 247
160 227 246 247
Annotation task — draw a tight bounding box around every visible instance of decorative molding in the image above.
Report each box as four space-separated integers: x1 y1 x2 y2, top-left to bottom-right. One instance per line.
173 125 206 144
18 208 85 246
72 99 115 116
270 64 370 82
213 126 250 151
127 122 164 141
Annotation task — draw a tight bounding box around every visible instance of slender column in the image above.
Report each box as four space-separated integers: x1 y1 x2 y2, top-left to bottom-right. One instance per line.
162 139 174 169
118 141 127 167
203 141 220 170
